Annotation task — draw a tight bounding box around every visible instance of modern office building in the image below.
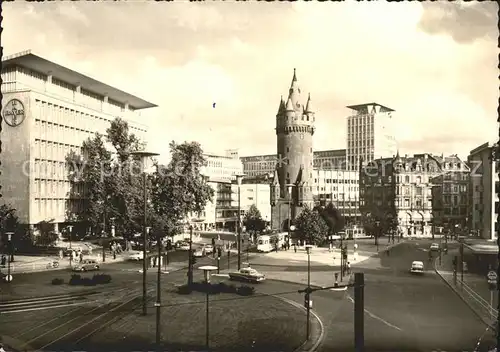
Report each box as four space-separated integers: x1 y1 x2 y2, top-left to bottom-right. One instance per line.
240 149 347 177
312 169 360 223
202 150 243 183
346 103 397 171
468 142 498 240
0 50 153 232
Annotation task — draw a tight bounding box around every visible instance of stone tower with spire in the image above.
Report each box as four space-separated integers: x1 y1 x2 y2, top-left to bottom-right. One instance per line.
270 69 315 232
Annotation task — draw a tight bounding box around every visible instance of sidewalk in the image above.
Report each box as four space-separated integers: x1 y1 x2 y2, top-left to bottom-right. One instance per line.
2 252 128 274
255 240 405 268
434 249 498 327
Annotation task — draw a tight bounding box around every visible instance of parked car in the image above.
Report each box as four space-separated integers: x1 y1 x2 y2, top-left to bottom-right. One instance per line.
229 267 266 283
178 242 191 251
126 251 144 261
73 259 100 272
204 244 214 254
410 261 424 275
193 248 205 257
430 243 440 251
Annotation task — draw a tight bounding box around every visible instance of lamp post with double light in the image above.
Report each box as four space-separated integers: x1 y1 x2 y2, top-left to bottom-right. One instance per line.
199 265 218 351
130 150 160 316
67 225 74 267
235 172 245 270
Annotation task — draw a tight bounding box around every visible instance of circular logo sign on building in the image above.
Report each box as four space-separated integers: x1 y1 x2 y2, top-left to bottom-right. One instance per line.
2 99 26 127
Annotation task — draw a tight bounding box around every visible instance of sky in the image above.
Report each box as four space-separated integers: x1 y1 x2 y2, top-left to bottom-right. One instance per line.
3 1 498 163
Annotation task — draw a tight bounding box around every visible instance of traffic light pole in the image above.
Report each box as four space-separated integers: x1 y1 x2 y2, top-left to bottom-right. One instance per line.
299 272 365 351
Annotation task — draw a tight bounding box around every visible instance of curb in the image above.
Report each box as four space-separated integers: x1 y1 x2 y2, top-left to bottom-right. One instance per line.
433 257 492 329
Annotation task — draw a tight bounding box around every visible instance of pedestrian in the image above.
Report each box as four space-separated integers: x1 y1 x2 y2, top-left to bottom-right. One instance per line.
113 250 116 260
1 255 6 267
79 252 83 263
347 262 351 275
294 244 297 253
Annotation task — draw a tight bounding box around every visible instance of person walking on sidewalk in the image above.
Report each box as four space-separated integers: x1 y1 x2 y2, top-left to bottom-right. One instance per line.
346 261 351 275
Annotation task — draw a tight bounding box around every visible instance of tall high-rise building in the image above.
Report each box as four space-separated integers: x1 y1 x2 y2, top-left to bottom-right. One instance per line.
0 51 154 232
346 103 397 171
270 69 315 231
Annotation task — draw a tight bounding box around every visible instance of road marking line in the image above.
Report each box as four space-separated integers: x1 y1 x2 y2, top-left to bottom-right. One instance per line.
347 296 402 332
211 274 229 277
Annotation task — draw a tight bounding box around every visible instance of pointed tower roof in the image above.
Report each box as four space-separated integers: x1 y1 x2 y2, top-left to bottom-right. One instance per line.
272 168 280 185
277 95 286 115
305 93 313 113
285 97 295 112
288 68 301 110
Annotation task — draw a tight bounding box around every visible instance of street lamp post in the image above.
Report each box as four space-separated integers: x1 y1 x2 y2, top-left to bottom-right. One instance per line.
5 232 14 283
199 265 218 351
67 225 74 268
286 184 295 248
305 245 313 341
375 220 380 252
130 150 160 316
235 172 245 270
155 228 165 351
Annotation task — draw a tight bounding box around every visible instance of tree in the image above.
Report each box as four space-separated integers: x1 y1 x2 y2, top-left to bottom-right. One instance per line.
314 202 345 235
243 204 266 235
66 133 112 234
294 205 329 245
0 204 19 234
66 118 144 238
150 141 214 241
36 219 59 246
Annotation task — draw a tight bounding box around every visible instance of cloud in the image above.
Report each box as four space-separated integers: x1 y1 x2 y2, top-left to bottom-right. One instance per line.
2 2 497 163
418 2 499 43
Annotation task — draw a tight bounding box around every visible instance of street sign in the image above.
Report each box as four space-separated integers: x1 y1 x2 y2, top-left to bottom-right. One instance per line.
487 271 497 280
487 271 497 285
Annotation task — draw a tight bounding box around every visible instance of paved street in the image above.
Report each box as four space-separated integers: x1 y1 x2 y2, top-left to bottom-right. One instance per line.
0 252 320 352
305 240 491 351
1 239 496 351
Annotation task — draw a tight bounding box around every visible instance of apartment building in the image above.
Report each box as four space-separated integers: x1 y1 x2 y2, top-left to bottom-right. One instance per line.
346 103 397 171
361 153 453 237
0 51 153 231
430 155 470 233
468 142 498 240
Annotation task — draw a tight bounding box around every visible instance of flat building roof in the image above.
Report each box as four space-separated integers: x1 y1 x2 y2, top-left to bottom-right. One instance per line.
346 102 394 113
2 50 157 110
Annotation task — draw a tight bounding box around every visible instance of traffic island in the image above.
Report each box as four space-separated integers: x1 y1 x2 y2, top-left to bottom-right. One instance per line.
71 287 311 352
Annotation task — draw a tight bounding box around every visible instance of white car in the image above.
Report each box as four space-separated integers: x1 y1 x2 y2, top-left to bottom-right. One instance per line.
127 251 144 261
430 243 440 251
410 261 424 275
193 248 205 257
179 243 191 251
203 245 214 254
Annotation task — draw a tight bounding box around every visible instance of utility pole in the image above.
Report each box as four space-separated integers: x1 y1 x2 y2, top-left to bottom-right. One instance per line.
354 272 365 352
187 225 194 286
298 272 365 350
